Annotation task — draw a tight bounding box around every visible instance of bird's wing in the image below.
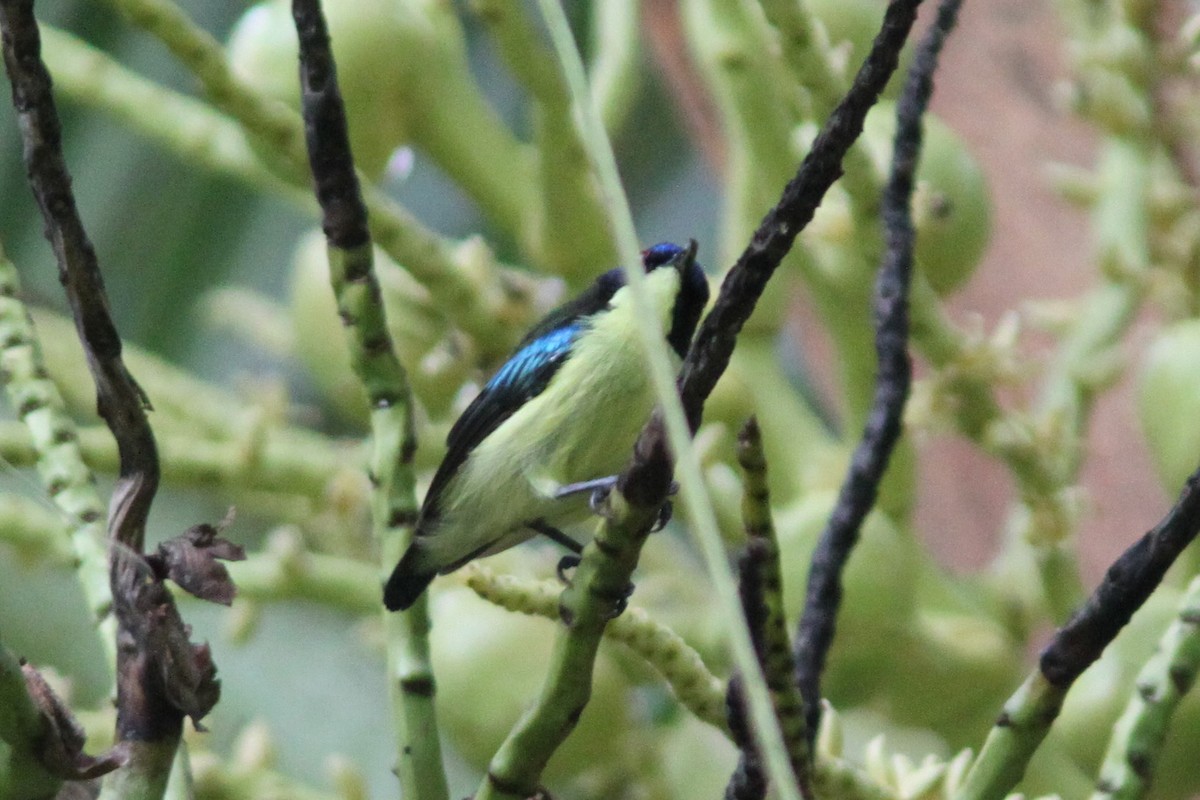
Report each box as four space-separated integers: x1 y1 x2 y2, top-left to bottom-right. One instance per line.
418 323 583 524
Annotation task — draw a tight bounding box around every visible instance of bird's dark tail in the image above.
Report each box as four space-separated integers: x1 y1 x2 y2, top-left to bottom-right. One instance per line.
384 544 435 611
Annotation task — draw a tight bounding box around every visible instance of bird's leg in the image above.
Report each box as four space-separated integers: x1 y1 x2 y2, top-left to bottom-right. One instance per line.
554 475 618 518
554 475 618 499
528 519 583 553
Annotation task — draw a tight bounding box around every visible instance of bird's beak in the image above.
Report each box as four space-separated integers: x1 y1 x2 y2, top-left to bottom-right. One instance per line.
675 239 699 274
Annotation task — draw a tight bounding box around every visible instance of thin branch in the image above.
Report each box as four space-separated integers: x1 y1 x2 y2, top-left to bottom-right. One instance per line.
1039 484 1200 687
675 0 923 429
476 434 675 800
0 3 231 798
0 0 158 553
288 2 448 798
733 418 813 796
792 0 962 741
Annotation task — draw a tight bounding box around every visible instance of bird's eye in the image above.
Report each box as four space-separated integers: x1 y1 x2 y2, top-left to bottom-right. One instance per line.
641 242 683 271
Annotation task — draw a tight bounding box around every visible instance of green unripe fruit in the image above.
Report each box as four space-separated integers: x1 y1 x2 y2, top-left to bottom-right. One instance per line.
1138 320 1200 493
656 714 738 800
228 0 467 178
775 490 921 704
861 101 992 294
806 0 913 99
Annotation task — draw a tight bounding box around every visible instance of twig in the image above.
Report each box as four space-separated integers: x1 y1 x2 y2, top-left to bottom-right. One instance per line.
792 0 962 741
476 443 675 800
0 3 232 797
288 2 447 798
1090 574 1200 800
735 418 812 796
954 468 1200 800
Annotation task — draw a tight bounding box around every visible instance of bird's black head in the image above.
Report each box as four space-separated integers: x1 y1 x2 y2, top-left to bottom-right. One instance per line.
641 241 709 358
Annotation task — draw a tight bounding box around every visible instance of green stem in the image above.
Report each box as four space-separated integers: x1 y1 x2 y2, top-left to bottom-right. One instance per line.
682 0 798 268
588 0 641 136
0 639 62 800
908 274 1081 622
0 495 71 564
737 417 812 793
96 739 180 800
0 420 356 507
325 236 446 800
221 543 379 614
1090 576 1200 800
465 565 729 733
757 0 883 214
38 25 313 209
1037 139 1150 443
0 245 115 672
471 0 616 284
951 672 1066 800
476 491 667 799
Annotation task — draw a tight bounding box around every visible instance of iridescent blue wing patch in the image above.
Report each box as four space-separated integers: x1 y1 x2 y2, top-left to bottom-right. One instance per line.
418 323 583 523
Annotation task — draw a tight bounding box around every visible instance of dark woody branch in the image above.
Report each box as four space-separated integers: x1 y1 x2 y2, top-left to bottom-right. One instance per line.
792 0 965 741
674 0 925 432
0 0 238 794
618 0 926 560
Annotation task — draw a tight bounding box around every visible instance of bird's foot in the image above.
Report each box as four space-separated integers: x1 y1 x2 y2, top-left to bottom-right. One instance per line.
553 555 633 617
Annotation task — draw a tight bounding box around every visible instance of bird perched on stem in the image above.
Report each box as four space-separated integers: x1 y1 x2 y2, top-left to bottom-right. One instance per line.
384 241 709 611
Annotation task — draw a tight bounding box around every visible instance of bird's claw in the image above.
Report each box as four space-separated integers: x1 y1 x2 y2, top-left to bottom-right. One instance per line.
556 554 581 585
608 581 635 619
589 484 615 518
650 500 673 533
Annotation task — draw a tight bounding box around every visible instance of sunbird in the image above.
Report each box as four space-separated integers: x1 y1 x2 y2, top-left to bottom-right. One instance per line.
383 241 710 611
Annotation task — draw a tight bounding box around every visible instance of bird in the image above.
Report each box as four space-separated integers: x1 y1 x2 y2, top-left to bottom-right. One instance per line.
383 241 710 611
